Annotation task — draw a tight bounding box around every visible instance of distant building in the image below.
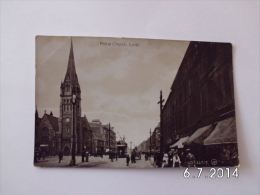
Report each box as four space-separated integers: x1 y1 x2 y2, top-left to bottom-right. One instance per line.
90 119 105 154
137 140 147 152
151 123 160 152
103 124 117 152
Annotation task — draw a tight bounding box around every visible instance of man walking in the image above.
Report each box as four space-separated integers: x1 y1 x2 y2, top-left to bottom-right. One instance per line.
126 154 130 166
58 151 63 163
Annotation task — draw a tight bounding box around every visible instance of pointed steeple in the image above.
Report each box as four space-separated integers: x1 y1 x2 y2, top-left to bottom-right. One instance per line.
64 37 79 85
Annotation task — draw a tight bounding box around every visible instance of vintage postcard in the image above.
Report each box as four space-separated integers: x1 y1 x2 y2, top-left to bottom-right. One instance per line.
35 36 239 168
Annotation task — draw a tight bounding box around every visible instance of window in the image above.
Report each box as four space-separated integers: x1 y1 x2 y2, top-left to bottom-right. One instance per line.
41 127 49 142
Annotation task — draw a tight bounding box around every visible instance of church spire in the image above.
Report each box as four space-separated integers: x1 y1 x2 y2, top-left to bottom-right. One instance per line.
64 37 79 85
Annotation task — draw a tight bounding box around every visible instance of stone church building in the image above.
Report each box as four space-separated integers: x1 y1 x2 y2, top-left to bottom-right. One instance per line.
35 39 93 156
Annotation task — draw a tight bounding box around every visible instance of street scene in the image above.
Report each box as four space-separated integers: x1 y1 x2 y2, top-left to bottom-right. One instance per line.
35 154 154 168
35 36 239 168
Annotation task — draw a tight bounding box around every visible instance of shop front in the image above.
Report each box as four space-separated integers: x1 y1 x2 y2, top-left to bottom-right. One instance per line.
182 124 214 167
204 117 239 166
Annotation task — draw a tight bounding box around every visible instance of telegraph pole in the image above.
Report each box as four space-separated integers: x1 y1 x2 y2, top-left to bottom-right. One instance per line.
150 128 152 154
109 123 111 152
158 90 164 157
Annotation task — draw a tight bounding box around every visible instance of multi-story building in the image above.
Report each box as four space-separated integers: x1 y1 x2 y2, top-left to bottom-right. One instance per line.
161 41 236 153
90 119 105 154
102 124 116 152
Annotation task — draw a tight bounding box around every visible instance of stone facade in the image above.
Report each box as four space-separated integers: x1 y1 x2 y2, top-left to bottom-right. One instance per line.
35 111 59 156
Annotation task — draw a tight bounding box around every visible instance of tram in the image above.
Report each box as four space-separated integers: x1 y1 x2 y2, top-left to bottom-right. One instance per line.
117 140 128 158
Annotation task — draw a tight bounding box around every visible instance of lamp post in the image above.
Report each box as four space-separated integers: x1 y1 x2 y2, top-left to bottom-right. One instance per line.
150 128 152 154
158 91 164 158
108 123 111 159
70 92 76 166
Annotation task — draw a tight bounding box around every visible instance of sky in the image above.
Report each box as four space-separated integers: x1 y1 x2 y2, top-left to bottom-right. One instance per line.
36 36 189 146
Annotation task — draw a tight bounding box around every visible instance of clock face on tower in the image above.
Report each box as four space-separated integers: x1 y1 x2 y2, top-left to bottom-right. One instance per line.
65 118 70 123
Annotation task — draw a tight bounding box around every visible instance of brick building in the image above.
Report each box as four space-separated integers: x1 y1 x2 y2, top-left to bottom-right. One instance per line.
161 41 237 165
35 111 59 156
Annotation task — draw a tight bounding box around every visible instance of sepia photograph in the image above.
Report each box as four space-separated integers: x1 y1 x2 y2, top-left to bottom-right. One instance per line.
35 36 239 168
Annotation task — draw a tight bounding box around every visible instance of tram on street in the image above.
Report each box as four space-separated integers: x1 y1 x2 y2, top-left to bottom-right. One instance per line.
117 140 127 158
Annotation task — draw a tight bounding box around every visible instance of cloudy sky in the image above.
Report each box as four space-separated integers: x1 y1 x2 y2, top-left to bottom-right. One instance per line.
36 36 189 146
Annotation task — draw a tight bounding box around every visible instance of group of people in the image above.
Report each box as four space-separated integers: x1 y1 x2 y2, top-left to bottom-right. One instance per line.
109 152 118 162
164 149 196 168
148 148 196 168
125 153 137 166
81 151 90 162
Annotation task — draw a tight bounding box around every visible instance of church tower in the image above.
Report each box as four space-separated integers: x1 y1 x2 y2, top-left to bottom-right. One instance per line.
60 38 82 155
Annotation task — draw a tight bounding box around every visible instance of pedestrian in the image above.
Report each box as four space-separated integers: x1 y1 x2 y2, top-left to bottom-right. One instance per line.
168 151 173 167
58 151 63 163
115 153 118 161
85 152 89 162
161 153 168 168
81 151 85 162
42 152 46 161
180 151 185 166
111 153 114 162
172 153 181 168
126 154 130 166
185 149 196 167
131 153 135 163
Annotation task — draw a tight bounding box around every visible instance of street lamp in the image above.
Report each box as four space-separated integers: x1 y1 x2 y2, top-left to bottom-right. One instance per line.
70 92 76 166
150 128 152 154
158 90 164 164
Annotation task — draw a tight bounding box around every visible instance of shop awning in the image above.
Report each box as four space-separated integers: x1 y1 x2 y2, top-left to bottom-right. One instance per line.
204 117 237 145
183 125 214 146
170 136 189 148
